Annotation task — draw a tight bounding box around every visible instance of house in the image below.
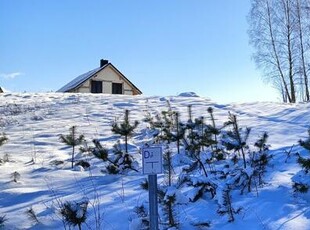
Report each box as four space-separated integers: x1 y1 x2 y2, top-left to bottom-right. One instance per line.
57 59 142 95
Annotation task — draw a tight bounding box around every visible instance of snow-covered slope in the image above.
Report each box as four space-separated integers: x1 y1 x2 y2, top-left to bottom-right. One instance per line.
0 93 309 230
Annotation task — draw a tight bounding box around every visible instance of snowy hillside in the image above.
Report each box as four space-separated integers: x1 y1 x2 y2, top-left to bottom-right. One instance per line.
0 93 309 230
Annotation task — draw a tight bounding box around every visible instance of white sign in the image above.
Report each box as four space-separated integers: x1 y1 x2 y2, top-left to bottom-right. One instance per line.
142 147 163 175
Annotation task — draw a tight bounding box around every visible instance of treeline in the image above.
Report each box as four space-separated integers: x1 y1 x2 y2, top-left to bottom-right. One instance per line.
249 0 310 103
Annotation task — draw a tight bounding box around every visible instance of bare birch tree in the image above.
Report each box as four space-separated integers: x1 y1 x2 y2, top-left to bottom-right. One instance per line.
248 0 310 102
294 0 310 101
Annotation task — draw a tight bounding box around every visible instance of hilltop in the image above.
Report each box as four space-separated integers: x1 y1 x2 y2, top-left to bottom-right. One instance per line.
0 93 309 229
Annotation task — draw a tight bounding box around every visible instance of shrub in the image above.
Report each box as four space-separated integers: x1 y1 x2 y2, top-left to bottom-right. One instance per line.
60 200 88 230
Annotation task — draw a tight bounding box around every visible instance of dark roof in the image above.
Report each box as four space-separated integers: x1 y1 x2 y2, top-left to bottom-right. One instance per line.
57 65 106 92
57 63 142 94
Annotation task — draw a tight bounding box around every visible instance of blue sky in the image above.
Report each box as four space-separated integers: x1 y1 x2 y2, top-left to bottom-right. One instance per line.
0 0 278 103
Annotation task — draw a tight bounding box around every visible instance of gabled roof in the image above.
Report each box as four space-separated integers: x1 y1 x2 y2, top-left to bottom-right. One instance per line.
57 62 142 94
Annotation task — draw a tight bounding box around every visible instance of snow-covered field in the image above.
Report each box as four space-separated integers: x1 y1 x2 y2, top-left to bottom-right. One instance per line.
0 92 309 230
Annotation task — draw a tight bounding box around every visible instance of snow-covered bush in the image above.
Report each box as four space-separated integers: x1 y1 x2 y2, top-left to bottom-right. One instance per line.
60 200 88 230
110 141 138 173
292 129 310 193
132 205 149 230
75 160 90 170
90 139 138 174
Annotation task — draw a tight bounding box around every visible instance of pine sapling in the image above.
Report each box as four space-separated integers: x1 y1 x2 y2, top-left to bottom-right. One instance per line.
293 129 310 193
298 129 310 171
207 107 223 159
134 205 149 229
90 139 109 162
105 141 138 174
158 187 178 228
60 200 88 230
252 132 271 185
217 186 242 222
112 110 139 153
162 144 175 187
223 112 251 169
59 126 85 168
175 112 183 154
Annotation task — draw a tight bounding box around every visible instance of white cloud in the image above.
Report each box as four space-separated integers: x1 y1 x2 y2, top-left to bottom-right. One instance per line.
0 72 23 79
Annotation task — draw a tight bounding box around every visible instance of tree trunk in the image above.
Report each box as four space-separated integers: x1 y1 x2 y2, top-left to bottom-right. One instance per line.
168 203 175 227
125 135 128 153
232 114 247 169
296 0 310 101
283 0 296 103
72 145 75 169
176 113 180 155
266 0 292 102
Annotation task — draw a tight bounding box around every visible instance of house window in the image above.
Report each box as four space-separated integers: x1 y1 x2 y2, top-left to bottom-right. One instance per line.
91 80 103 93
112 83 123 94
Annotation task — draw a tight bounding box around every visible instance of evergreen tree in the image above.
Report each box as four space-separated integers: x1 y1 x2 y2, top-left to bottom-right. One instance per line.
59 126 85 168
207 107 223 159
298 129 310 171
158 187 178 228
298 128 310 173
217 186 241 222
112 110 139 153
223 113 251 169
252 132 271 185
293 128 310 193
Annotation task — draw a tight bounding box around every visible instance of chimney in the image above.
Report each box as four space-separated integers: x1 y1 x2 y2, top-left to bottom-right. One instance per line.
100 59 109 67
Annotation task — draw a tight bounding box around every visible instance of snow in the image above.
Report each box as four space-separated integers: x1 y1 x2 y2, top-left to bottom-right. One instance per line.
0 92 309 229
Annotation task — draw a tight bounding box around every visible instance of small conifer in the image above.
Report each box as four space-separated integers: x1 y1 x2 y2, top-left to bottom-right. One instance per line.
60 200 88 230
112 110 139 153
298 129 310 171
59 126 85 168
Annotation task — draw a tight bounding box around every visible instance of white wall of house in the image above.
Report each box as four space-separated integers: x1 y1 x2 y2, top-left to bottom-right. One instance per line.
74 65 134 94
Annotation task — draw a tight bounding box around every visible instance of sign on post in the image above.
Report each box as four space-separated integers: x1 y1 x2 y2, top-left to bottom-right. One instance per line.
142 147 163 175
142 146 162 230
